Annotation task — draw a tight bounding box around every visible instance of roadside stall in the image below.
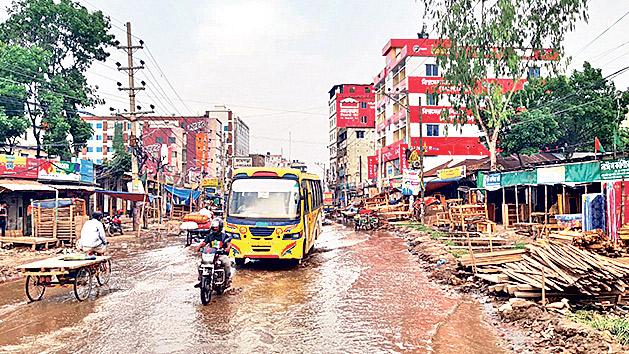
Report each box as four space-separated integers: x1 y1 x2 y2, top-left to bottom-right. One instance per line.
164 185 201 219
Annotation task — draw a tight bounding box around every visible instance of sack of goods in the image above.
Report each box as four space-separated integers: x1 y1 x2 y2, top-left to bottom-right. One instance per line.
182 213 210 224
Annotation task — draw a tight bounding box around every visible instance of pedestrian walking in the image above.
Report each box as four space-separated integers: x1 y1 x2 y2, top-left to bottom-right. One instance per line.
0 202 7 237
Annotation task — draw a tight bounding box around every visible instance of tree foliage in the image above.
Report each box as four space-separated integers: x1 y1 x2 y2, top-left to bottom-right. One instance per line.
503 62 629 156
0 0 115 158
105 122 130 178
498 109 559 157
422 0 588 170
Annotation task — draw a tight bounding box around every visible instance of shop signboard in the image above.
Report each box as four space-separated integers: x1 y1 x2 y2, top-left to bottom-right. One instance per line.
536 165 565 184
367 156 377 179
38 160 81 182
600 159 629 180
0 155 40 179
437 166 466 180
232 156 253 169
485 173 501 190
201 178 220 188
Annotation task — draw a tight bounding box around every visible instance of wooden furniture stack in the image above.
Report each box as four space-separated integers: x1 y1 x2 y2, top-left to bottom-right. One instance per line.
449 204 487 231
32 198 87 246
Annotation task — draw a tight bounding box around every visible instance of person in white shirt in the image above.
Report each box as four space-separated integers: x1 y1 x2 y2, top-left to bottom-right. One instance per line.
78 212 108 255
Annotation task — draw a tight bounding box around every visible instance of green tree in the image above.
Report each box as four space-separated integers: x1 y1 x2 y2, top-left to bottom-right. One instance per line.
422 0 588 170
506 62 629 157
0 0 115 158
498 109 559 165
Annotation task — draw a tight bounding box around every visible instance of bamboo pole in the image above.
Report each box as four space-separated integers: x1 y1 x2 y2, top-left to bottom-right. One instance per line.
526 185 533 223
466 232 477 274
544 185 548 225
515 185 520 223
137 178 149 238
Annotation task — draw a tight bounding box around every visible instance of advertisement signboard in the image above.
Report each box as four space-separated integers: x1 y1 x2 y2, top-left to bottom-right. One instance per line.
402 170 421 196
485 173 501 190
232 156 253 169
79 160 94 183
600 159 629 180
201 178 220 188
537 166 565 184
0 155 40 179
38 160 81 182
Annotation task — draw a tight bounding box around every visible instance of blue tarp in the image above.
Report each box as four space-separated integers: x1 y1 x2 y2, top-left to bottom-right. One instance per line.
164 185 201 205
32 199 74 208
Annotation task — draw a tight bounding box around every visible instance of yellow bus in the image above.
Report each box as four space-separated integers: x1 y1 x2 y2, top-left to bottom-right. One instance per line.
225 167 323 264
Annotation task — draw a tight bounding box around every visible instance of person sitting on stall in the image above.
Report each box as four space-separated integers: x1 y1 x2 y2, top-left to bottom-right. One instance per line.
78 212 108 255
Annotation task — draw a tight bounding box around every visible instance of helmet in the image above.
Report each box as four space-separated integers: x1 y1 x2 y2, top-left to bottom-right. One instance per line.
211 218 223 233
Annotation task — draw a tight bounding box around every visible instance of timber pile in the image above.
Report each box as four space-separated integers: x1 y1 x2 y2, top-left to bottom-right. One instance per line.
463 241 629 301
549 229 622 257
619 224 629 241
32 198 87 246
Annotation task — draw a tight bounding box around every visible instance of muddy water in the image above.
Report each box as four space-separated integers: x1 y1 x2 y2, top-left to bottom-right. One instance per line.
0 225 505 354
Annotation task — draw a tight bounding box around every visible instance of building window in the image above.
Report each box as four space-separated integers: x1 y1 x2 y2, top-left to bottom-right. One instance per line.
427 93 439 106
96 159 102 164
96 147 103 152
528 66 541 78
349 87 355 93
87 147 93 152
107 135 112 141
126 122 131 130
171 151 177 161
356 131 365 139
156 137 163 144
360 116 368 124
426 124 439 137
168 136 176 144
96 135 102 140
360 102 367 109
365 87 371 93
426 64 439 77
96 122 103 129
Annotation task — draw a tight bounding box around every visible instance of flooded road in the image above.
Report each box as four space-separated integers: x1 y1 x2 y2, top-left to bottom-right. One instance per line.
0 224 505 353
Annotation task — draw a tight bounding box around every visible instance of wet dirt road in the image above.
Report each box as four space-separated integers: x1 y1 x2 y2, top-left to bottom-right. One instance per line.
0 225 505 354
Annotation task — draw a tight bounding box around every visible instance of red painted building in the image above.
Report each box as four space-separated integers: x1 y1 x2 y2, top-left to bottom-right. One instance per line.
372 37 546 186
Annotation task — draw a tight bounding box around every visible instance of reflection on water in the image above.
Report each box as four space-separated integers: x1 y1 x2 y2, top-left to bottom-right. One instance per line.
0 225 504 354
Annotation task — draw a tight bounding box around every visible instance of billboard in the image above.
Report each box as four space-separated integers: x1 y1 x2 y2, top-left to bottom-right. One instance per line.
335 94 375 128
38 160 81 182
367 156 377 179
0 155 40 179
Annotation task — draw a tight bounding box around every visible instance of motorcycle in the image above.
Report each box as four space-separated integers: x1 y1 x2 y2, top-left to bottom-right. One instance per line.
353 212 381 231
104 214 123 236
198 248 231 305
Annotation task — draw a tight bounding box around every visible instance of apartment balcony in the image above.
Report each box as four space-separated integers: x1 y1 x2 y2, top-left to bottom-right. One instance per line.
390 109 407 125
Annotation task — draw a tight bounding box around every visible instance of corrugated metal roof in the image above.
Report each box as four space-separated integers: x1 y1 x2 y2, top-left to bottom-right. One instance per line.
0 179 56 192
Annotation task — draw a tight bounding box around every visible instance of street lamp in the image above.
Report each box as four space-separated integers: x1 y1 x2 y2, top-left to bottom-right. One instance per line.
375 86 426 224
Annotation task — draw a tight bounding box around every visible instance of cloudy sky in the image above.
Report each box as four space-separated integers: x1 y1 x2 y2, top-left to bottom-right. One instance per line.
4 0 628 170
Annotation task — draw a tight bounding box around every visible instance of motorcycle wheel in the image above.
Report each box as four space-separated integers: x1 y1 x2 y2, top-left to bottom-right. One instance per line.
106 225 115 237
200 276 212 305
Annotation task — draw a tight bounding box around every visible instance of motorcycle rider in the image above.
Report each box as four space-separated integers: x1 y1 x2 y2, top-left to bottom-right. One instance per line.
194 218 233 288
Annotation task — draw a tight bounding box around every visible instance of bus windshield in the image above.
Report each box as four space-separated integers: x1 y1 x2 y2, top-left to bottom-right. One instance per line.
228 178 300 219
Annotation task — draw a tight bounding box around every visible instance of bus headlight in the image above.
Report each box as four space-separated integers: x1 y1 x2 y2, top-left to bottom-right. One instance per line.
282 232 302 240
226 232 240 240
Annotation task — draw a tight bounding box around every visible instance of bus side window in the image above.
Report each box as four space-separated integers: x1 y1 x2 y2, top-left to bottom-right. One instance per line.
302 181 311 214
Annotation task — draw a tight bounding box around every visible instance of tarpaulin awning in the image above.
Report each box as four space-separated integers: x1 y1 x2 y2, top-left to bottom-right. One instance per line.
0 179 56 192
95 189 148 202
565 161 600 183
164 185 201 205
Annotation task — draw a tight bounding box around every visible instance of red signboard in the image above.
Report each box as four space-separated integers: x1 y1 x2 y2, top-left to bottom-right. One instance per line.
334 85 375 128
408 76 526 95
367 156 377 179
0 155 40 179
399 144 408 171
409 106 475 124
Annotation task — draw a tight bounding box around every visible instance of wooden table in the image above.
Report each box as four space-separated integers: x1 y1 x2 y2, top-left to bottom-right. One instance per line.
0 236 58 250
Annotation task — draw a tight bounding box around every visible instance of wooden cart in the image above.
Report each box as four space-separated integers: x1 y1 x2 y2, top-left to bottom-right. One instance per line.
16 255 112 302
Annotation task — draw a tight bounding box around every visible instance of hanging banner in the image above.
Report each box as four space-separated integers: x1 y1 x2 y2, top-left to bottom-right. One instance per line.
80 160 94 184
367 156 377 179
0 155 40 179
402 170 421 196
437 166 466 180
600 159 629 180
536 165 565 185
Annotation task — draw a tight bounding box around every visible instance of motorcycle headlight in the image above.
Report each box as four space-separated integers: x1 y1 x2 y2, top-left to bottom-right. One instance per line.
201 253 214 263
282 232 302 240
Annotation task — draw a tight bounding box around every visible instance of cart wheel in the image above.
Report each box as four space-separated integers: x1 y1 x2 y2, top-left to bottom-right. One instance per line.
25 275 46 302
97 260 112 286
73 269 93 301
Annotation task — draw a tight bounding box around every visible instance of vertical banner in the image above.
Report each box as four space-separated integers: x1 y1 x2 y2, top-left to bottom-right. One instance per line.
399 143 408 172
367 156 377 179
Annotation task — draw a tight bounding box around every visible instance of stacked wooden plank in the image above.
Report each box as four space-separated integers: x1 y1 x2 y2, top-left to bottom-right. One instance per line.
32 198 86 245
464 241 629 300
619 224 629 241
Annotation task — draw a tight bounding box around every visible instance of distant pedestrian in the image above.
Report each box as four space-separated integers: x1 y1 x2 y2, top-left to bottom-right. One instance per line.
0 202 6 237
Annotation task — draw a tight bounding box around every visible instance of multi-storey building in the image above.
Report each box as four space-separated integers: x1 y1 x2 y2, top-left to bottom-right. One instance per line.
328 84 375 205
372 38 545 187
81 114 224 184
205 106 250 177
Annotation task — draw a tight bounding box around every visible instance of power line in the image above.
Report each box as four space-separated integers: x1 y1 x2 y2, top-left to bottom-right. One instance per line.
573 9 629 57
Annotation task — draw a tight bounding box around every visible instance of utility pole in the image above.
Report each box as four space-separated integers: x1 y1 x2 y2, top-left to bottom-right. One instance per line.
116 21 153 231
